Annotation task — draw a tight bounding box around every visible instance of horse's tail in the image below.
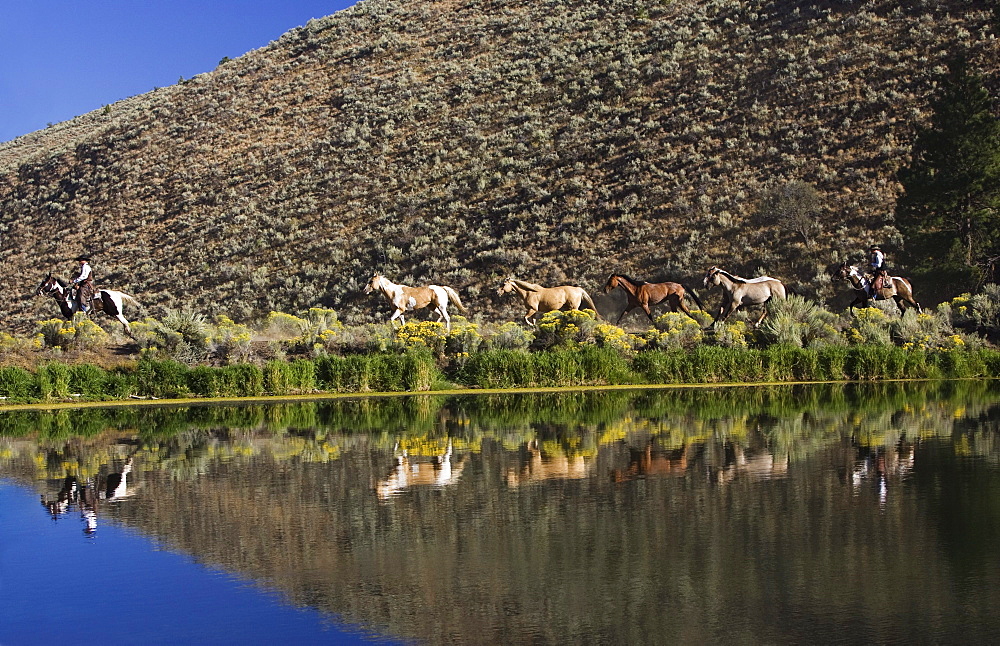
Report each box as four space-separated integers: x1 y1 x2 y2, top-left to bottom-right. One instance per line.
440 286 467 314
116 292 140 307
580 290 600 319
683 285 706 311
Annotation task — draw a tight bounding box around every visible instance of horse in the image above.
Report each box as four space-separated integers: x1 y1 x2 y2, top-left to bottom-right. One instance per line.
35 274 139 337
496 276 598 327
702 266 786 327
832 262 921 314
364 273 467 330
603 273 706 325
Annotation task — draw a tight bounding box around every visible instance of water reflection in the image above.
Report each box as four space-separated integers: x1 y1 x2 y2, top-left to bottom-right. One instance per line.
3 380 1000 643
41 457 133 534
377 440 467 499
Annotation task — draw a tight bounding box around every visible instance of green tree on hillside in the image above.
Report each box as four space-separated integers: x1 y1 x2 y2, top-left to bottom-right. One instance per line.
896 60 1000 287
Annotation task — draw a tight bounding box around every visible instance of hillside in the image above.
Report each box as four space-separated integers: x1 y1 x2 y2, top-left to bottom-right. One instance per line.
1 0 997 333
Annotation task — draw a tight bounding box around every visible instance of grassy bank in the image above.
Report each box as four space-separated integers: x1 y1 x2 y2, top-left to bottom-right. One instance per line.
1 345 998 405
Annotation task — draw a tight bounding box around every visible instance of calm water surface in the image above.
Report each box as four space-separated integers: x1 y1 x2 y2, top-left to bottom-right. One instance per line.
2 381 1000 644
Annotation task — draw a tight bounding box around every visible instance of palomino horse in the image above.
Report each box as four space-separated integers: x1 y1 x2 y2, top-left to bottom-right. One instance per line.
702 266 786 326
364 273 467 330
35 274 139 336
603 273 706 325
833 262 921 314
496 276 598 327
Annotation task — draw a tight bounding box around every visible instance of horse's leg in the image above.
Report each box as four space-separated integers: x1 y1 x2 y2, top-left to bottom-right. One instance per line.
115 314 133 338
676 298 699 323
754 306 768 327
524 308 538 327
390 309 405 326
893 295 905 315
439 305 451 331
615 308 628 325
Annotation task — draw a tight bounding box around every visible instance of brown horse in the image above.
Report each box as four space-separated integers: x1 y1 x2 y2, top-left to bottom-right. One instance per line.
833 262 921 314
497 277 598 327
364 273 467 330
603 273 706 325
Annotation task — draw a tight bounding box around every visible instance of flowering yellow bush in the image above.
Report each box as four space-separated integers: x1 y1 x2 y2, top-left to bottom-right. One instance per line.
264 311 308 339
594 323 641 354
535 309 597 348
208 315 254 361
488 321 534 350
642 312 703 349
715 320 750 349
394 320 447 353
445 319 483 357
34 317 109 350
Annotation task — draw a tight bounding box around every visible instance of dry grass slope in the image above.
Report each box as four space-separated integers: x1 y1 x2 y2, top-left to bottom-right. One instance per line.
0 0 997 333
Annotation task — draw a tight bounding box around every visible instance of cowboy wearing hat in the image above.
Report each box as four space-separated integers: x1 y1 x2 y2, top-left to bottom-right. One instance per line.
868 245 887 297
71 255 96 313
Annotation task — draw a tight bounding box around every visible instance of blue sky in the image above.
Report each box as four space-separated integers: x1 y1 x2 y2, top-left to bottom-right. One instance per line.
0 1 359 143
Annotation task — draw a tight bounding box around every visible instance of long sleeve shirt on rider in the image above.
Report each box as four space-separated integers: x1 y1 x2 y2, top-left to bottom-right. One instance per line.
73 264 92 284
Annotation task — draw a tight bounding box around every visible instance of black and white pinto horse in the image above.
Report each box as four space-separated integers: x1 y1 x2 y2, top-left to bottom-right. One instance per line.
35 274 139 336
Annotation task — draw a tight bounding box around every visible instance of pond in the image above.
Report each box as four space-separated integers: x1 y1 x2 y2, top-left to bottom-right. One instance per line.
2 381 1000 644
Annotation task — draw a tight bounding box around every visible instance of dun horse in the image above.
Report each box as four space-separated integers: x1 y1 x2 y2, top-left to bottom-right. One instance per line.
603 273 705 325
35 274 139 336
833 262 921 313
364 273 467 330
702 266 786 327
497 277 598 327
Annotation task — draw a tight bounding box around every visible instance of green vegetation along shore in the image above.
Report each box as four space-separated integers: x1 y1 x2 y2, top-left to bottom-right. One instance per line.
3 291 1000 405
1 344 998 406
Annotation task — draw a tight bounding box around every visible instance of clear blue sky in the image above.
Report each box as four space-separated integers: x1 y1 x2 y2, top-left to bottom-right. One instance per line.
0 1 359 143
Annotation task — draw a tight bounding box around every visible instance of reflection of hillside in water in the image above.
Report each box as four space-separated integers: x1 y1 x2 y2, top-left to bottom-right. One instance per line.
3 381 1000 643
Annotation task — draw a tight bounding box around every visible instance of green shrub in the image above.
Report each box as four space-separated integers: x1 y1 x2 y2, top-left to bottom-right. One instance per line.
218 364 264 396
0 366 37 402
135 358 190 398
69 364 107 397
455 349 535 388
187 365 221 397
37 362 71 400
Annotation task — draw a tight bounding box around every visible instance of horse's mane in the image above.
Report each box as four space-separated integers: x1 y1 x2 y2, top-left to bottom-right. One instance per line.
612 273 648 286
714 268 748 283
716 268 776 284
510 278 545 291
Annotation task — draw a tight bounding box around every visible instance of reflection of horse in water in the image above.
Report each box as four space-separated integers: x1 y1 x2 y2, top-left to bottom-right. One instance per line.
376 441 466 499
506 441 593 486
713 445 788 485
611 445 690 482
41 459 133 533
848 443 915 506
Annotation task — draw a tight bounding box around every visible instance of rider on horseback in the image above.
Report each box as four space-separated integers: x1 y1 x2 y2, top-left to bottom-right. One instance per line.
868 245 888 298
70 255 96 313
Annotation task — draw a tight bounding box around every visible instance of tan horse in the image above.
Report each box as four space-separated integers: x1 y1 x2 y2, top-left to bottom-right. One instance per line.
364 273 467 330
833 262 921 314
496 276 598 327
702 266 786 327
603 273 705 325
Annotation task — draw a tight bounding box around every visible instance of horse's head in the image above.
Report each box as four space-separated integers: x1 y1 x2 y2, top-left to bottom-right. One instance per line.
603 274 620 294
364 273 383 295
496 277 515 297
35 274 59 296
832 261 850 281
703 267 721 288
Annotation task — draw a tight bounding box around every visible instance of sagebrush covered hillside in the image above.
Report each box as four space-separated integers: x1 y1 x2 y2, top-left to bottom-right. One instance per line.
1 0 997 332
